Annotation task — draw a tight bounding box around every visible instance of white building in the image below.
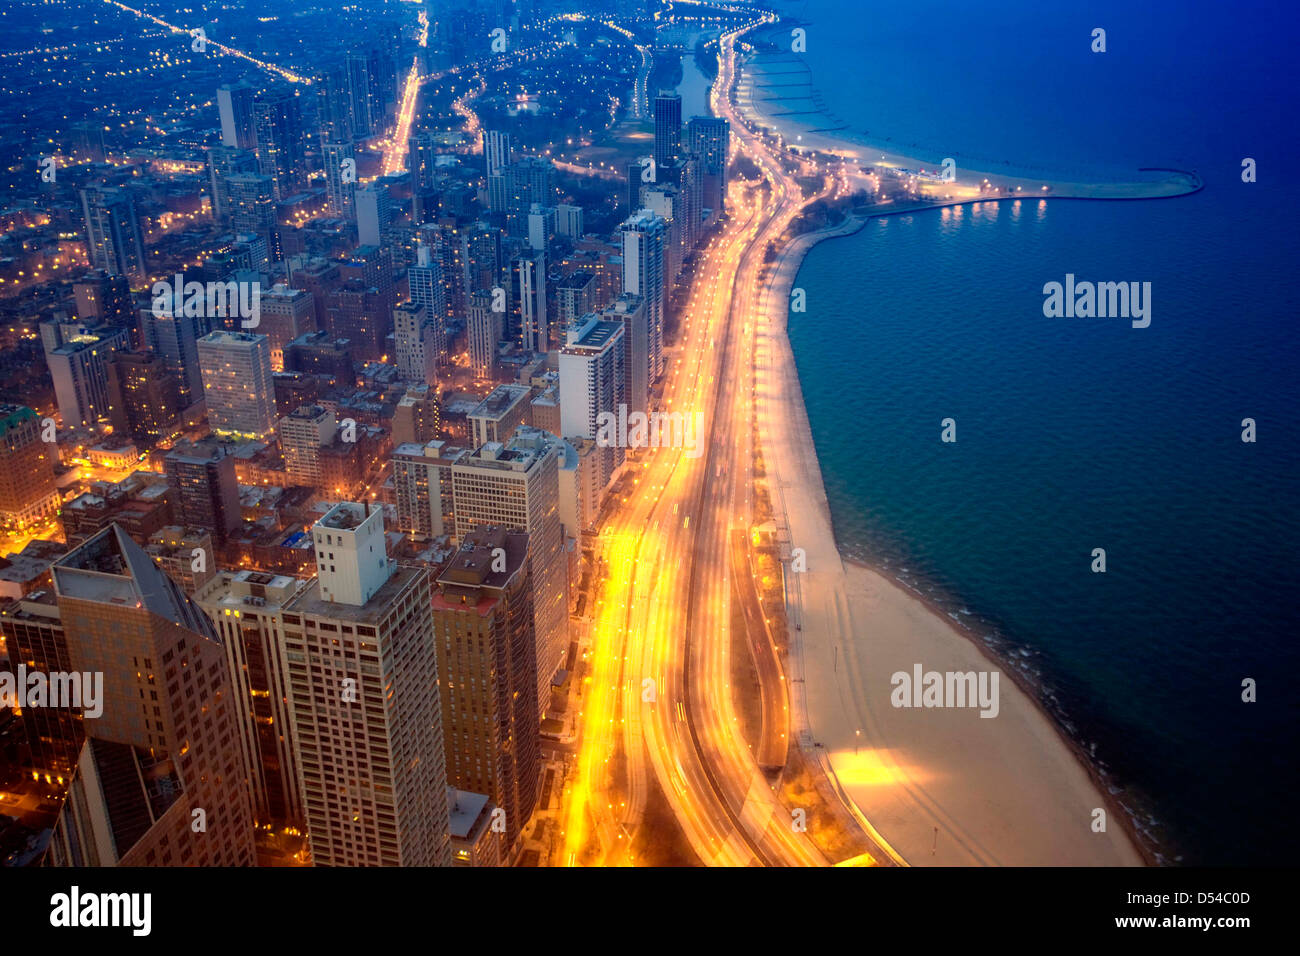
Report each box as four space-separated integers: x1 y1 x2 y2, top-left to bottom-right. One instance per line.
392 440 467 540
620 209 667 384
197 330 276 440
559 314 625 493
283 502 451 866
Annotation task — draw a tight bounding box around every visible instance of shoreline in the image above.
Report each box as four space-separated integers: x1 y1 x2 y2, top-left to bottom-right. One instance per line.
736 50 1203 201
757 211 1150 865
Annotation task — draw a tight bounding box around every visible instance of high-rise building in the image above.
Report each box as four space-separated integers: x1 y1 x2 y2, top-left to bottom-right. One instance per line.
527 204 556 252
322 141 357 219
45 526 257 866
224 173 282 262
393 301 441 383
0 405 59 528
138 295 214 408
197 569 310 826
408 244 447 357
356 183 392 247
482 129 514 179
489 158 558 235
280 404 337 487
43 323 131 427
461 222 505 303
73 270 134 326
206 146 259 223
600 294 646 417
559 315 626 492
0 592 79 776
408 132 440 192
345 49 384 138
106 349 182 444
555 203 584 238
625 156 652 212
392 383 441 446
432 526 539 852
253 88 306 201
197 330 277 440
314 68 354 145
325 279 387 363
620 210 668 384
687 116 730 215
283 503 452 866
258 284 317 371
468 384 532 449
556 271 595 333
451 427 567 719
163 439 242 544
218 83 257 149
654 91 682 168
80 187 146 279
392 439 466 539
510 249 548 353
467 288 502 379
145 526 216 594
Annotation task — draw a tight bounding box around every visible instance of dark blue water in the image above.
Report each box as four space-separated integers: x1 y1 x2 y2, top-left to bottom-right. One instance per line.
782 0 1300 864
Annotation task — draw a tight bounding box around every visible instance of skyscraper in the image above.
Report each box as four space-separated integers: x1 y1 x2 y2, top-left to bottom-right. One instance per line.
43 323 131 427
280 404 337 487
218 83 257 149
482 129 514 179
510 248 548 353
559 314 626 492
138 294 213 408
468 384 532 449
620 209 668 384
197 569 310 826
451 427 567 720
0 405 59 528
322 141 357 219
206 145 259 223
687 116 730 215
106 349 182 443
253 88 306 201
80 187 146 279
654 91 683 169
282 503 452 866
467 288 502 378
45 526 257 866
73 270 134 326
314 68 354 146
224 173 282 262
163 439 242 545
258 284 317 371
197 330 277 440
393 301 441 383
432 526 540 853
601 294 647 418
356 182 392 247
408 244 447 354
392 439 466 539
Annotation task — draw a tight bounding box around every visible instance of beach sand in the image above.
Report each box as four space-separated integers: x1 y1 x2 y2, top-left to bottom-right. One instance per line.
756 217 1146 866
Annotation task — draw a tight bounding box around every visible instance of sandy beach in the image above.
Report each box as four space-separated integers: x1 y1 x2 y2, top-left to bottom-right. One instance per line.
755 211 1146 865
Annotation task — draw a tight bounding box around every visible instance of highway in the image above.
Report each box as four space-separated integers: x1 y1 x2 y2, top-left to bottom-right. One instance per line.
559 13 836 867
